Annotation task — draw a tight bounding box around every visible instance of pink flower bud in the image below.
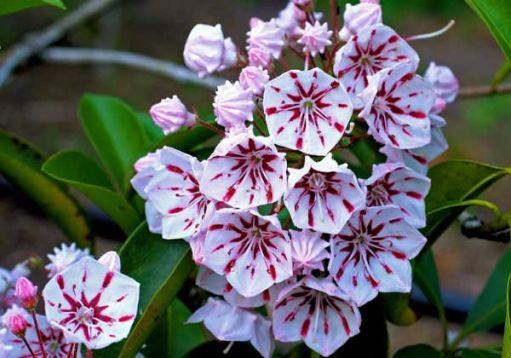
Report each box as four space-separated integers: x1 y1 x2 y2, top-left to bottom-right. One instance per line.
213 81 255 129
297 21 333 56
239 66 269 95
276 2 307 40
15 277 38 310
247 46 272 69
424 62 459 105
98 251 121 272
1 306 28 337
183 24 238 78
150 96 196 135
339 3 382 41
293 0 311 7
247 19 285 60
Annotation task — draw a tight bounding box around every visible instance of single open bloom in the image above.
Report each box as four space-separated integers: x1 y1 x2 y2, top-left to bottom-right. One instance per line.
202 209 293 297
199 130 287 209
273 276 361 356
4 314 76 357
263 68 353 156
334 24 419 106
285 155 366 234
43 257 140 349
145 147 212 239
361 163 430 228
359 61 436 149
289 229 329 274
329 206 426 306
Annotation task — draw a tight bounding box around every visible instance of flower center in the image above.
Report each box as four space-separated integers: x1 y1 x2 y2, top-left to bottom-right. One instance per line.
368 184 389 205
303 100 314 109
360 56 371 66
76 306 94 325
46 340 60 354
308 173 326 192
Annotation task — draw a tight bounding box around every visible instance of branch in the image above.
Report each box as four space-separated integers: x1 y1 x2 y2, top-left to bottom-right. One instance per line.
0 0 122 87
459 83 511 98
40 47 224 89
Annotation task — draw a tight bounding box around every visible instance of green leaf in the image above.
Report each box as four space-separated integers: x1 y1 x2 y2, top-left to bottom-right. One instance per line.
393 344 441 358
453 250 511 346
42 150 141 235
79 94 149 193
96 222 194 358
491 61 511 87
0 0 65 15
152 126 217 153
503 274 511 358
168 299 208 358
459 348 501 358
423 160 510 244
136 112 165 143
464 0 511 60
0 129 92 248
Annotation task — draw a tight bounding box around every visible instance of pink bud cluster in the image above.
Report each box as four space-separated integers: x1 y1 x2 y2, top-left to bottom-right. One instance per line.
132 1 459 356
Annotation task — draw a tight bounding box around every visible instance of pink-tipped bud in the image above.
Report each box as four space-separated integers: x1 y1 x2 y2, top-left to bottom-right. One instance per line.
213 81 255 129
6 315 27 337
424 62 459 106
15 277 38 310
239 66 270 95
150 96 196 135
247 19 285 61
98 251 121 272
339 2 382 41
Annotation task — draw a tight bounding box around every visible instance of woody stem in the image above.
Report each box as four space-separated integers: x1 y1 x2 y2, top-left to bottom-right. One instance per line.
31 310 47 358
21 336 37 358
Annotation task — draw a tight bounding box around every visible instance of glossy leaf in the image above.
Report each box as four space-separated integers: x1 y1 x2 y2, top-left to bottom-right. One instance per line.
0 129 92 248
393 344 441 358
0 0 65 15
459 348 501 358
464 0 511 60
42 150 142 235
503 274 511 358
423 160 510 244
136 112 165 144
96 222 194 358
168 299 208 358
454 250 511 345
79 94 149 193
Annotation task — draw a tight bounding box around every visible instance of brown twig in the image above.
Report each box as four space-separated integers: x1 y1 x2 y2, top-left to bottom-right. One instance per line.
458 83 511 98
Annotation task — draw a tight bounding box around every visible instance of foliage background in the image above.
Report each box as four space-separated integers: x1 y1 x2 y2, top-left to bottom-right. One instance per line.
0 0 510 354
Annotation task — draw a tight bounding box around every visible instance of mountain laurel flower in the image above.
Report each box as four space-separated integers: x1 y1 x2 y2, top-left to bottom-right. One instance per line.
4 314 75 357
14 277 38 310
424 62 459 113
134 150 161 173
200 131 287 209
359 61 436 149
339 2 382 41
1 305 28 337
289 230 329 274
285 155 366 234
98 251 121 272
183 24 237 78
45 243 91 278
248 46 273 69
334 24 419 108
239 66 270 95
329 206 426 306
149 96 196 135
263 68 353 155
202 209 293 297
188 297 274 358
43 257 140 349
297 21 332 56
213 81 255 129
247 19 286 60
361 163 431 228
273 277 361 356
144 147 212 240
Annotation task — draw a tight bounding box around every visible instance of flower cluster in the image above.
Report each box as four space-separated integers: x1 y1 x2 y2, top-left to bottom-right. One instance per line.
136 0 458 356
0 245 140 357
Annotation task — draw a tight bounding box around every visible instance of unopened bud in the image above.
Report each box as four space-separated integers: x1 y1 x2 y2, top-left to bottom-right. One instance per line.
15 277 38 310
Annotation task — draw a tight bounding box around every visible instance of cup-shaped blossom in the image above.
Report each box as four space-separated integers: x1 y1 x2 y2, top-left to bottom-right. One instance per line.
424 62 459 113
144 147 212 239
334 24 419 106
273 277 361 356
200 131 287 209
43 257 140 349
285 155 366 234
213 81 255 129
188 297 274 357
361 163 431 228
239 66 270 95
14 277 38 310
359 61 436 149
202 209 293 297
381 114 448 175
263 68 353 156
329 206 426 306
4 314 76 357
45 243 91 278
289 230 329 274
183 24 237 78
338 2 382 41
297 21 332 56
149 96 196 135
247 19 285 61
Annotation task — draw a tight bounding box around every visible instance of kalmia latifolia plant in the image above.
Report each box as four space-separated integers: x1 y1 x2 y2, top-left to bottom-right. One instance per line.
129 0 458 356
